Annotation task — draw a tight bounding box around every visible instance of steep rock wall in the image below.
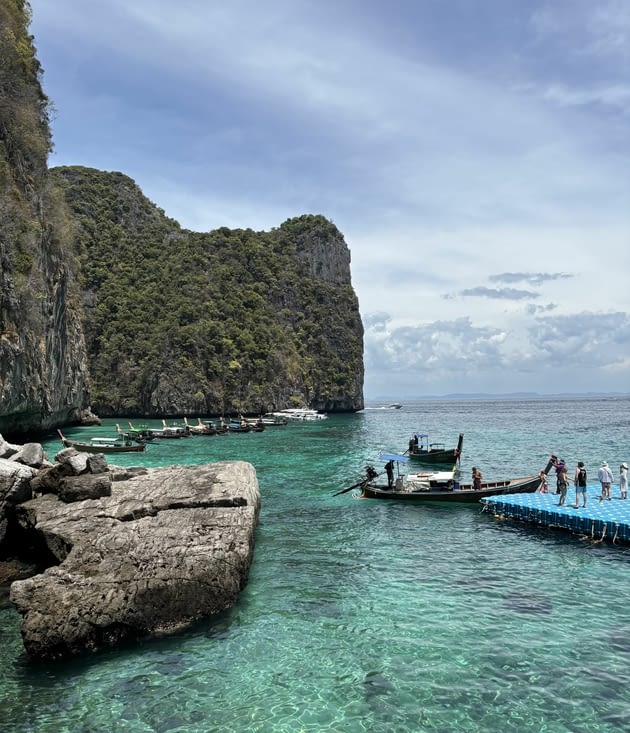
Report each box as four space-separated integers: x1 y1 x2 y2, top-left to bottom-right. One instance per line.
53 167 364 416
0 1 90 437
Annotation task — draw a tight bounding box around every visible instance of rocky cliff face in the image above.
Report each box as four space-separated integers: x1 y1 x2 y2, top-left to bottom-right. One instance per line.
0 1 90 437
0 4 363 435
53 167 364 416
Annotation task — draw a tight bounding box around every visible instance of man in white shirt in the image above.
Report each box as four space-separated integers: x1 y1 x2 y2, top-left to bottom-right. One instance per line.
597 461 614 501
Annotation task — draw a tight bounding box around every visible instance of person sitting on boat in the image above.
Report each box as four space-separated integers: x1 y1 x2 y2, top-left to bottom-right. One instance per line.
538 471 548 493
471 467 482 490
364 465 378 484
385 460 394 489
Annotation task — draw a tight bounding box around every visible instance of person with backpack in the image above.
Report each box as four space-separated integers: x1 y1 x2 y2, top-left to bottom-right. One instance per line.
573 461 587 508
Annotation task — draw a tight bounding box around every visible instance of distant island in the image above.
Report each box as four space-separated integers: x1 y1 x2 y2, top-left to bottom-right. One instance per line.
366 392 629 401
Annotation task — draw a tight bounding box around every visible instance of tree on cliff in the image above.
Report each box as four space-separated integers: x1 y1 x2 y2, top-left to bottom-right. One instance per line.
52 167 364 416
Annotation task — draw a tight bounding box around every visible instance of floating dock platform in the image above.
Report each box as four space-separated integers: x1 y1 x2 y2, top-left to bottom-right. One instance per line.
480 489 630 544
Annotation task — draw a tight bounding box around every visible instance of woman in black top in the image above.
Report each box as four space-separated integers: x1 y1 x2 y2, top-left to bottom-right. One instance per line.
573 461 587 508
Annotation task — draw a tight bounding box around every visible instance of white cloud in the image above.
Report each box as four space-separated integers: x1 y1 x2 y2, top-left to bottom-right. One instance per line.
29 0 630 396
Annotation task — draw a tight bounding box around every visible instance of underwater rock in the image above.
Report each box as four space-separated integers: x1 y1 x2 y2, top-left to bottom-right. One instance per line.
502 590 553 615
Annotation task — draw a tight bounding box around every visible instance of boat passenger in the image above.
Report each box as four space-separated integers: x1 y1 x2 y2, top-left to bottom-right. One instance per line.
385 460 394 489
471 467 482 490
538 471 548 493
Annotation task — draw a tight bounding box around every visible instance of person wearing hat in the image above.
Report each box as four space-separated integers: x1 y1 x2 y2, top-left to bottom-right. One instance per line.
573 461 587 508
620 462 628 500
556 462 569 506
597 461 614 501
551 455 567 497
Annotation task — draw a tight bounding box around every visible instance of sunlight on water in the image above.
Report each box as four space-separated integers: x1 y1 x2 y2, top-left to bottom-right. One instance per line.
1 397 629 731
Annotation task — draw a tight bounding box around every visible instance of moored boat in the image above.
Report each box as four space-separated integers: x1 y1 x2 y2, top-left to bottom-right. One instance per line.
272 408 327 421
227 418 252 433
406 432 463 465
338 454 554 503
57 429 146 454
183 417 218 435
259 413 289 426
160 420 190 438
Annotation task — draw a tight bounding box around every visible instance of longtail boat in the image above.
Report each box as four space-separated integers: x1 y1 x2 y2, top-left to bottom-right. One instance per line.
336 454 554 503
406 432 464 465
57 429 146 454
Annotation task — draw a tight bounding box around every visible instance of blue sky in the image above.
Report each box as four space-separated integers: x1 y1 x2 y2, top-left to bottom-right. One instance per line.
29 0 629 398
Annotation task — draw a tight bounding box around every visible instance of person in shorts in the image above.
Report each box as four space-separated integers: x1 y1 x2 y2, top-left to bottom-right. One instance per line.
597 461 613 501
557 463 569 506
573 461 587 508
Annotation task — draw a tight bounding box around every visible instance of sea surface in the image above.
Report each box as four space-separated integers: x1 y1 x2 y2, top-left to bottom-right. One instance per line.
1 396 629 732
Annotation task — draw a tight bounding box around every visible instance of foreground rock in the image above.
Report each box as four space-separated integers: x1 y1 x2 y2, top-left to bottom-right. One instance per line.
10 460 260 660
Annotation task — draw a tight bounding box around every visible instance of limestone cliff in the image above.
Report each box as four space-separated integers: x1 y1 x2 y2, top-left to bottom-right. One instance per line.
0 1 90 436
53 167 364 416
0 3 364 435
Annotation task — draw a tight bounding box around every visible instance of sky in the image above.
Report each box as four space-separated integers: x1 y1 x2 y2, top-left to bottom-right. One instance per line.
28 0 629 398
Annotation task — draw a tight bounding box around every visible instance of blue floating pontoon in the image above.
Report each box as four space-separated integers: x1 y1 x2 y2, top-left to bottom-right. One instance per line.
480 487 630 544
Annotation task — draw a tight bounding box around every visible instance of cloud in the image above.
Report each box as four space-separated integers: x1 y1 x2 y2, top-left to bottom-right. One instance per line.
459 287 539 300
489 272 573 286
29 0 630 396
526 303 558 315
364 309 630 395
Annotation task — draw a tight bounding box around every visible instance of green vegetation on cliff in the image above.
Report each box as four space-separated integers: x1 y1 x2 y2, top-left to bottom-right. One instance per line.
0 1 89 436
0 2 363 431
52 166 364 416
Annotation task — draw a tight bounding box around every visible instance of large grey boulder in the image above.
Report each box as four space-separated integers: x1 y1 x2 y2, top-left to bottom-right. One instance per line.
10 460 260 660
0 458 37 546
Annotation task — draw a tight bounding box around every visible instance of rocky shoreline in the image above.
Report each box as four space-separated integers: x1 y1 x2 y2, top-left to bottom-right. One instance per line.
0 434 260 660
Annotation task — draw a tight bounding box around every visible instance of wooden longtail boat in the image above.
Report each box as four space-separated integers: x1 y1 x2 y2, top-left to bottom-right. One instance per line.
406 432 464 465
338 455 554 503
57 429 146 454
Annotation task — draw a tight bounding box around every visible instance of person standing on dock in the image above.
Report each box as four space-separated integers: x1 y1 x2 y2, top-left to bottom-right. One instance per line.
620 463 628 500
550 456 567 495
598 461 614 501
573 461 587 508
557 463 569 506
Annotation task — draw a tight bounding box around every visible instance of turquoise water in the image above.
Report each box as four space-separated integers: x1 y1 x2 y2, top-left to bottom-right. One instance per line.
1 396 629 732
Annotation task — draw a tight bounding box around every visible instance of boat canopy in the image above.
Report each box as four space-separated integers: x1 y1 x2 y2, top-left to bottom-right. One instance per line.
378 452 409 463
